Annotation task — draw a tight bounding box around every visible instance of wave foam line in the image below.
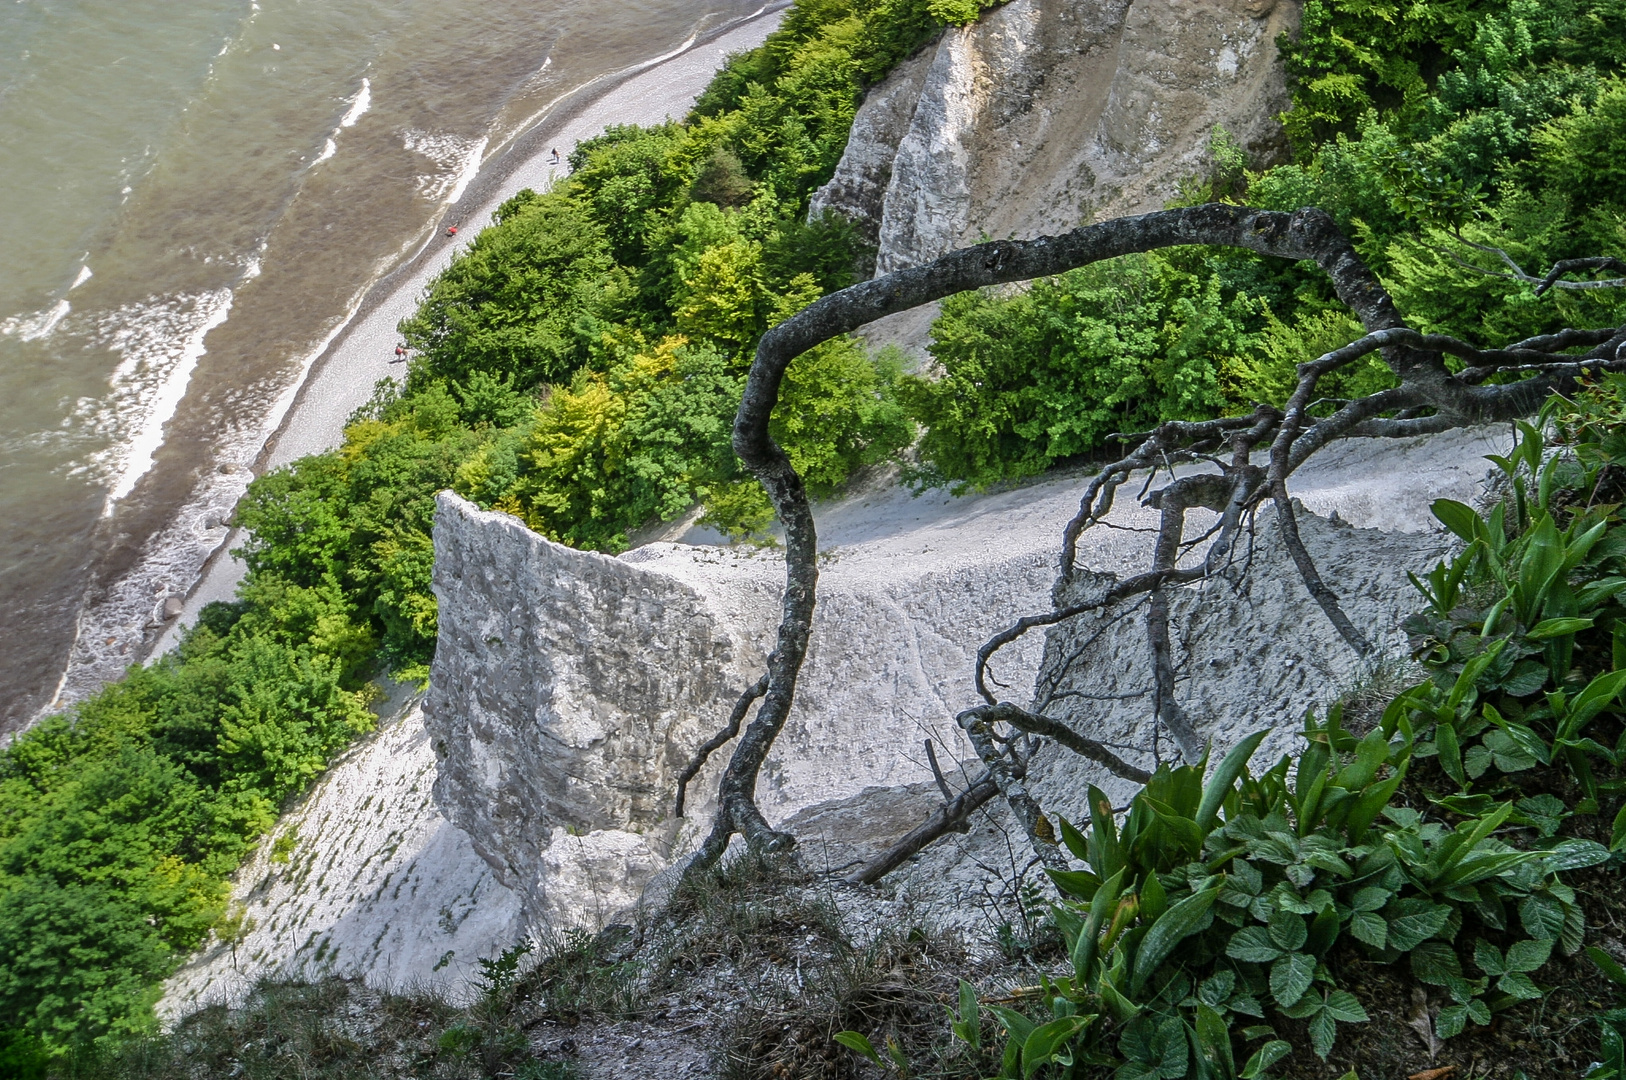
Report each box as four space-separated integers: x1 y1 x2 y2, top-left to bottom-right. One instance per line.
0 300 71 342
445 136 488 205
102 289 235 511
340 77 371 127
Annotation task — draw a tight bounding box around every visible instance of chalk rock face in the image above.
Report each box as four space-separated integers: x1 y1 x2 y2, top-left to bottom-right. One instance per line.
808 46 936 249
424 498 746 930
811 0 1298 275
1025 505 1448 821
160 698 526 1019
423 487 1071 925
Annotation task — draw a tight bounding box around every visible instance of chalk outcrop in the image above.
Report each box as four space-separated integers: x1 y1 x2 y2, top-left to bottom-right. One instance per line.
811 0 1298 276
161 427 1503 1014
160 696 526 1019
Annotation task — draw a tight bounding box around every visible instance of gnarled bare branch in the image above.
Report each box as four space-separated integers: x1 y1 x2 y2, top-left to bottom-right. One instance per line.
679 201 1626 887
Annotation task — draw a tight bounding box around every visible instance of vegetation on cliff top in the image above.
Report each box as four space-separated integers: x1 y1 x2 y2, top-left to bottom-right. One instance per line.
4 0 1626 1069
0 0 997 1058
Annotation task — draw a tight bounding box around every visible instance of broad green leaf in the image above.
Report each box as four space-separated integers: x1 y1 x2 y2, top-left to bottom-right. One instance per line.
1542 838 1612 872
1058 815 1091 864
1022 1015 1090 1078
1076 868 1126 985
1119 1016 1185 1076
1473 938 1505 976
1467 998 1491 1025
1131 885 1222 996
952 979 981 1049
1386 899 1451 951
1197 971 1236 1007
1565 669 1626 733
1349 886 1390 913
1197 730 1269 835
1411 941 1463 985
1240 1040 1291 1079
1098 977 1141 1024
1308 1008 1338 1060
1521 893 1566 940
1227 925 1286 963
1436 1004 1468 1040
1047 868 1103 900
1089 785 1121 878
1269 951 1315 1008
1445 848 1545 888
1564 897 1588 956
1527 617 1594 639
1497 971 1542 1000
1194 1002 1234 1077
1349 911 1387 949
1268 908 1308 952
1436 721 1467 789
833 1031 883 1066
988 1004 1036 1047
1142 795 1205 861
1307 906 1341 956
1432 499 1483 543
1335 727 1392 793
1323 989 1369 1023
1589 946 1626 987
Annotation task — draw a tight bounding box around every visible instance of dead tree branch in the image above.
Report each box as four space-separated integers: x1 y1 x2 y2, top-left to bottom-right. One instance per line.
844 771 1000 886
674 674 768 818
1441 236 1626 295
680 202 1626 885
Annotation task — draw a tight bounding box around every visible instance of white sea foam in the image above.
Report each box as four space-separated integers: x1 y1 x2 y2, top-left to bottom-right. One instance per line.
403 130 488 203
0 300 71 342
72 265 93 290
72 288 236 510
445 136 487 205
339 78 371 127
315 138 337 164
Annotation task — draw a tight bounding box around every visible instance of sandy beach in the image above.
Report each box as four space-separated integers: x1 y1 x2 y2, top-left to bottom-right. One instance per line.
153 6 789 653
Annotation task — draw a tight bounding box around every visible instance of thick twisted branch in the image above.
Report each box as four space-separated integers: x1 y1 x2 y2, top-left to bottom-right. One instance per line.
681 202 1626 884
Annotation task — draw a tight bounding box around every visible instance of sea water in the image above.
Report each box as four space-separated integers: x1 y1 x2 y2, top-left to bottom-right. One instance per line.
0 0 770 731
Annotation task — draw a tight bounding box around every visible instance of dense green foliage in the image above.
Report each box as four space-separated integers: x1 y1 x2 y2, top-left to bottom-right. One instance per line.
840 390 1626 1077
906 0 1626 490
0 592 376 1054
0 0 996 1058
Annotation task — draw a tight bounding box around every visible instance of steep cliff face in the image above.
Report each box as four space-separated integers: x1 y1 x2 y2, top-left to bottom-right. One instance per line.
420 429 1495 932
161 697 526 1018
811 0 1297 276
422 489 1065 927
161 428 1502 1014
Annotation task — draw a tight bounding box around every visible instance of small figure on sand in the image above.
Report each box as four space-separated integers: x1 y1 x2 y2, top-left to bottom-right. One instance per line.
446 225 458 237
549 147 561 165
392 345 407 363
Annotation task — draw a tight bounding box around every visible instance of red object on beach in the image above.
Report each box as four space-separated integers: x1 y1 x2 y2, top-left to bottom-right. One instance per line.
446 225 458 236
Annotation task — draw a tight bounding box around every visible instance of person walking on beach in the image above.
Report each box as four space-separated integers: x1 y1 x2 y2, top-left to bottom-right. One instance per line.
446 225 458 237
549 147 560 165
392 345 407 363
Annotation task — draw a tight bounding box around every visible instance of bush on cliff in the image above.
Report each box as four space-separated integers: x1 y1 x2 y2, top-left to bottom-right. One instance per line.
903 0 1626 491
0 0 996 1056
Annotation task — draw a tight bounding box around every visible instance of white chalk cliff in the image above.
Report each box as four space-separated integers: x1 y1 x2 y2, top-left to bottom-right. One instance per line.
161 0 1516 1020
162 424 1505 1011
812 0 1297 275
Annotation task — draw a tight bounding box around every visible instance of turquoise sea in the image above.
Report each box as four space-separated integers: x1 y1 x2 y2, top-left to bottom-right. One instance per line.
0 0 768 730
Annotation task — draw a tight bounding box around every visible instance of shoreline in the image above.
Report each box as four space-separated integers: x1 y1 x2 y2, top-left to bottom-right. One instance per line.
148 4 790 657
